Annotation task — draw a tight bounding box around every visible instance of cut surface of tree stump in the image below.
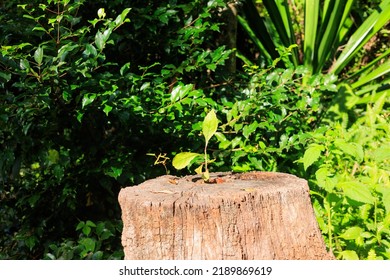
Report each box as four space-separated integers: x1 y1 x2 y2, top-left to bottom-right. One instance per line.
118 171 333 260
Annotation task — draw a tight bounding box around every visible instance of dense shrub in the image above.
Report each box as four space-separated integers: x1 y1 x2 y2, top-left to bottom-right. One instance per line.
0 0 232 259
298 93 390 259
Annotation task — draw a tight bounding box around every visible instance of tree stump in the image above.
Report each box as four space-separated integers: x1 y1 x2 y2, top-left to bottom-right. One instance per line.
118 171 333 260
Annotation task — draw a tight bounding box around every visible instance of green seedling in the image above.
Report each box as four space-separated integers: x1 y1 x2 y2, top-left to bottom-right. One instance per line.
172 109 219 181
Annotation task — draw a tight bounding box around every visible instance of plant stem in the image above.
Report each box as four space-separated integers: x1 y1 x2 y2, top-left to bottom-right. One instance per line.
204 142 208 173
327 205 333 254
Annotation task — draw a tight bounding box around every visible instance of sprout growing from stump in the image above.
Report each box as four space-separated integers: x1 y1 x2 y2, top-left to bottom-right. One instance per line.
172 109 218 181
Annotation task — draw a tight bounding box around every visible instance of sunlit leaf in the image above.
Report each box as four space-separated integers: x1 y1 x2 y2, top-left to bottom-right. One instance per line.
202 109 218 144
103 104 113 116
340 250 359 260
315 167 337 192
352 60 390 89
172 152 201 170
97 8 106 19
303 0 319 70
334 140 364 163
340 226 363 240
82 94 96 108
194 165 203 175
170 83 193 103
95 31 104 51
202 169 210 181
301 144 325 171
80 238 95 252
339 181 375 204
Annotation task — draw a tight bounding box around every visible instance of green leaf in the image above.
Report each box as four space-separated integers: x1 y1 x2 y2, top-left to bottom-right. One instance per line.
214 132 230 149
172 152 201 170
99 230 113 241
263 0 298 66
243 121 258 139
92 251 104 259
102 28 112 43
334 140 364 162
76 221 85 231
25 236 37 251
20 59 30 70
103 104 113 116
82 93 96 108
47 149 59 164
340 250 359 260
114 8 131 26
34 46 43 65
140 82 150 91
315 167 337 192
194 165 203 175
316 0 347 72
202 109 218 144
352 60 390 89
86 220 96 227
83 44 97 58
28 194 40 207
82 226 91 236
120 62 131 76
303 0 319 70
97 8 106 19
202 170 210 181
106 167 123 179
80 238 95 252
77 111 84 122
377 187 390 214
301 144 325 171
339 181 375 204
0 72 11 83
32 26 47 33
237 0 277 62
170 83 193 102
95 31 104 51
340 226 363 240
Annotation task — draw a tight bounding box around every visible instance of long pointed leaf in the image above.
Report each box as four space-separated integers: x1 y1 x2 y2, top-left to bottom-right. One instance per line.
239 0 280 60
330 0 390 74
263 0 298 66
351 60 390 89
330 0 355 64
237 15 273 63
335 0 354 42
348 48 390 80
316 0 346 72
304 0 319 71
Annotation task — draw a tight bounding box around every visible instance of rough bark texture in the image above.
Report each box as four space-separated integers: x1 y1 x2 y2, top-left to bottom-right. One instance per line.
118 171 334 260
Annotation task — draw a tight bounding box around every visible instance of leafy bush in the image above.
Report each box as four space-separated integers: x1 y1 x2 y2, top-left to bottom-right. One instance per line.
163 55 337 174
1 0 388 260
298 93 390 259
0 0 232 259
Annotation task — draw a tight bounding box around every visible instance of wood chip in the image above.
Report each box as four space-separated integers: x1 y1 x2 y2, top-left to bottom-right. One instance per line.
150 190 177 194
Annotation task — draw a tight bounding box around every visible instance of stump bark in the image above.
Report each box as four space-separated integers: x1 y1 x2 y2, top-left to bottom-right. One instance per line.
118 171 333 260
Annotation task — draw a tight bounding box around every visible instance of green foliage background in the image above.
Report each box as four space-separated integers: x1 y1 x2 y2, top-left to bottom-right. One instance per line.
0 0 389 259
